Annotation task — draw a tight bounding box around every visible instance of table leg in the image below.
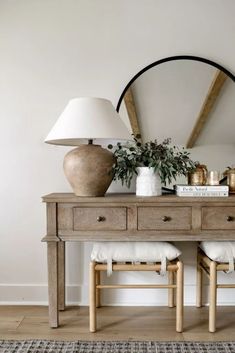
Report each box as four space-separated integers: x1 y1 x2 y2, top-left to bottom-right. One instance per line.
58 241 65 311
196 251 203 308
47 242 59 328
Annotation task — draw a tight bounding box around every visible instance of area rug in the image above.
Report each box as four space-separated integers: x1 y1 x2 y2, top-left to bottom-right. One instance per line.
0 340 235 353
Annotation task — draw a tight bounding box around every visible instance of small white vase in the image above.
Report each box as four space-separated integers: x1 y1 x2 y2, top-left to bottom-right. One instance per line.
136 167 162 196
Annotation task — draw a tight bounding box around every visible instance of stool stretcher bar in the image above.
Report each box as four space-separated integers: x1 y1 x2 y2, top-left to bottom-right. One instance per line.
97 284 177 289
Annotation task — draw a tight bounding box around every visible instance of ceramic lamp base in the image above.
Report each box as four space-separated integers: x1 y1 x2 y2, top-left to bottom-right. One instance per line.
63 144 115 196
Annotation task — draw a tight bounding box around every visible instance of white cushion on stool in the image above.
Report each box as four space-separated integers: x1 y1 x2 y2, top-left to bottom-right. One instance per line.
91 242 181 276
200 241 235 272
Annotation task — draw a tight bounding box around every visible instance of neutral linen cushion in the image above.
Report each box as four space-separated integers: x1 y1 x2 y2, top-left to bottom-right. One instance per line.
200 241 235 272
91 242 181 275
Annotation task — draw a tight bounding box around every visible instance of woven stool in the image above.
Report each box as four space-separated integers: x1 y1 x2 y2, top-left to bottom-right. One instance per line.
89 259 184 333
197 245 235 332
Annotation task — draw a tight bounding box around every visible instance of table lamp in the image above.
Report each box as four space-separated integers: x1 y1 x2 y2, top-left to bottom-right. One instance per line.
45 97 131 196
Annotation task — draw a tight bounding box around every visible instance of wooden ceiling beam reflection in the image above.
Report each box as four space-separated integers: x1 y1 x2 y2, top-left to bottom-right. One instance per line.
124 87 142 141
186 69 227 148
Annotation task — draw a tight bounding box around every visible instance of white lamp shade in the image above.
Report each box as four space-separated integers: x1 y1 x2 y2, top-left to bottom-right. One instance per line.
45 97 131 146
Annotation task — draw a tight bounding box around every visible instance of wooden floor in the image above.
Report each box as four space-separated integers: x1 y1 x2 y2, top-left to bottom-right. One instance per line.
0 306 235 341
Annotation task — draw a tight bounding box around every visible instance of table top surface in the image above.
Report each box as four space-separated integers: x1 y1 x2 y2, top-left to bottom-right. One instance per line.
42 192 235 203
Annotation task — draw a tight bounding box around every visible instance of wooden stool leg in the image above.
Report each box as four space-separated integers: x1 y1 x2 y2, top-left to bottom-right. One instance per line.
196 250 203 308
168 271 175 308
209 261 217 333
96 271 101 308
176 260 184 333
89 262 96 332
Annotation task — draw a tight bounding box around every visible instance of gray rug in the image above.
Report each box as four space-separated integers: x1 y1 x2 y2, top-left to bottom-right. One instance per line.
0 340 235 353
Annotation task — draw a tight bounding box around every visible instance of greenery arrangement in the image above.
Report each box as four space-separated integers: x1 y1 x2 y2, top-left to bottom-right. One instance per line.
108 135 196 187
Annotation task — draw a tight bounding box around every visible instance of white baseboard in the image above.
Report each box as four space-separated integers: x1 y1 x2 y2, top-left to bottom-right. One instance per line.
0 283 80 305
1 283 235 306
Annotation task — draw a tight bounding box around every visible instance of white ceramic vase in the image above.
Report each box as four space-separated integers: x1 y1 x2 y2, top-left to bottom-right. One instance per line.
136 167 162 196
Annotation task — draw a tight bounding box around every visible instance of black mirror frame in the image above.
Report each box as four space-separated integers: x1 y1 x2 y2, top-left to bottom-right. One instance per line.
116 55 235 112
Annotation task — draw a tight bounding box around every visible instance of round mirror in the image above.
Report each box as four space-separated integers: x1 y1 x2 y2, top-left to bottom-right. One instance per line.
117 56 235 173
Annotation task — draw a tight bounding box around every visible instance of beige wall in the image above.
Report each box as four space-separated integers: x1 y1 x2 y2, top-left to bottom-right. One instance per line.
0 0 235 305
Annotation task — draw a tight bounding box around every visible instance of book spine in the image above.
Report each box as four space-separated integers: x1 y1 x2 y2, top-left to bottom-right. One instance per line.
176 186 228 192
177 191 228 197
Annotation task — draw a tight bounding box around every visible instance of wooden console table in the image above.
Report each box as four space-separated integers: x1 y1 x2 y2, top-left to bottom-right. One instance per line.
42 193 235 327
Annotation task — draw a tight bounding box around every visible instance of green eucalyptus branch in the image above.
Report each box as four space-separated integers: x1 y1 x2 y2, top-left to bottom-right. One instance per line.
108 136 196 188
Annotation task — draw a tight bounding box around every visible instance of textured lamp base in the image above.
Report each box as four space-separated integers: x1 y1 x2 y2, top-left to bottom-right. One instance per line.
63 144 115 197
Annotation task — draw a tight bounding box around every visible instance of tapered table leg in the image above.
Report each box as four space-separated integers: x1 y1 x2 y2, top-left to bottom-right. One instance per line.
58 241 65 311
196 251 203 308
47 242 59 328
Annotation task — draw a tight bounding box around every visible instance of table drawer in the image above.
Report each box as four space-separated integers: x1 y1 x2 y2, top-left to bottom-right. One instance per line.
73 207 127 231
202 207 235 230
137 206 192 230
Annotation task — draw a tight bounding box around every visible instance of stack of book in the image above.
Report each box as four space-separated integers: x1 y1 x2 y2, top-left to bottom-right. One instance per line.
176 185 229 197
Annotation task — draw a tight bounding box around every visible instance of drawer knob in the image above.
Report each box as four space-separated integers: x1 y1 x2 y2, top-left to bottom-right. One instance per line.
162 216 171 222
227 216 234 222
97 216 105 222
